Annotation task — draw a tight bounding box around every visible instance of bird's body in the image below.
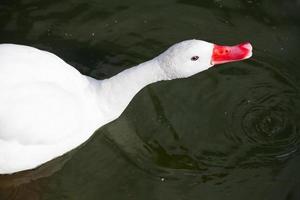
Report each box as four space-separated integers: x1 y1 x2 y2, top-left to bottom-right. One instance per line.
0 40 252 174
0 44 103 173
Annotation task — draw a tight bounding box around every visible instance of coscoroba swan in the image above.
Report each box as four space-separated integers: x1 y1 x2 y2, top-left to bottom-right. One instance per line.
0 40 252 174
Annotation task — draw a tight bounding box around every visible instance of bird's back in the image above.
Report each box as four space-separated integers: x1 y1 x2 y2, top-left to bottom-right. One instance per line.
0 44 88 93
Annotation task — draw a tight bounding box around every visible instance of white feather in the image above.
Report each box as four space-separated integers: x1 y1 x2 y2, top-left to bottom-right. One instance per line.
0 40 215 174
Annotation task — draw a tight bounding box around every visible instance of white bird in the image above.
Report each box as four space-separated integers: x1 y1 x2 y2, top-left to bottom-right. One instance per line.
0 40 252 174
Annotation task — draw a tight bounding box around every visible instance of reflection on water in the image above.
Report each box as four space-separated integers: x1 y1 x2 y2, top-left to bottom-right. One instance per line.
0 150 75 199
0 0 300 199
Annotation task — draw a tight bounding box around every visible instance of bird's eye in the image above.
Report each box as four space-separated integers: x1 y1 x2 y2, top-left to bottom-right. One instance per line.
191 56 199 61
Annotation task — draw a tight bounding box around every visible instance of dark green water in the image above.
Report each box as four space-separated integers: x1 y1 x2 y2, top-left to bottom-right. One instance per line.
0 0 300 199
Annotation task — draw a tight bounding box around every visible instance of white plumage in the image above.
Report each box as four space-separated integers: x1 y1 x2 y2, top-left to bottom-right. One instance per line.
0 40 252 174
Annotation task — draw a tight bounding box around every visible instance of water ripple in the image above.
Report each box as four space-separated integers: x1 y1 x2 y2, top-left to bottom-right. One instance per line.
224 56 300 165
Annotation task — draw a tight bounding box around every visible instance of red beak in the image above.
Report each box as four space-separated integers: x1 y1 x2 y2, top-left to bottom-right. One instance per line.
211 42 252 65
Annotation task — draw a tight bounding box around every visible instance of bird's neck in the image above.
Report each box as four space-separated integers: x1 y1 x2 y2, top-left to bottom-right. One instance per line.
95 59 167 122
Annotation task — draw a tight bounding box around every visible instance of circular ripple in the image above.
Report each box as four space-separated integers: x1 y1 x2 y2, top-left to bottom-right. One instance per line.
225 58 300 165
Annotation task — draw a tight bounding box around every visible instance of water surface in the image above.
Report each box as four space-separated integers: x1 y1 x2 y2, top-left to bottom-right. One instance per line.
0 0 300 199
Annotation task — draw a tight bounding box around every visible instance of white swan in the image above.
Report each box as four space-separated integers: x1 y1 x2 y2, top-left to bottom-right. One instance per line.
0 40 252 174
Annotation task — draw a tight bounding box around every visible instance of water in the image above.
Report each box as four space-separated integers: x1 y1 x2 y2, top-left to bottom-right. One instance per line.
0 0 300 199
